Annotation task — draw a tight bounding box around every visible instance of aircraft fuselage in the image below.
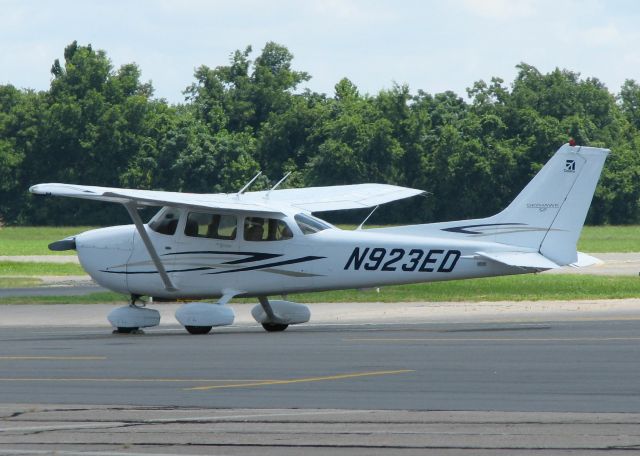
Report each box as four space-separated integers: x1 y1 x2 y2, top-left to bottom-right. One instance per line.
76 216 528 300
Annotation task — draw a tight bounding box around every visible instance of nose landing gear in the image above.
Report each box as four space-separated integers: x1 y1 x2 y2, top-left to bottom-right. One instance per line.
108 294 160 334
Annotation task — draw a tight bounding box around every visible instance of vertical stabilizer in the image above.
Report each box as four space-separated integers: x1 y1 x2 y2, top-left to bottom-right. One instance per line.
491 144 609 265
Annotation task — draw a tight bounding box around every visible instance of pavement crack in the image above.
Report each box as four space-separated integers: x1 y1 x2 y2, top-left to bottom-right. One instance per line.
1 441 637 450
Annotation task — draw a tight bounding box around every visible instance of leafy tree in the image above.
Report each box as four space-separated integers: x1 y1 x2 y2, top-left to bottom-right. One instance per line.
620 79 640 130
2 42 640 226
186 42 309 134
18 41 157 224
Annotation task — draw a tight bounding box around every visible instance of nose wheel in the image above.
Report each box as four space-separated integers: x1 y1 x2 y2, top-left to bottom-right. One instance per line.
108 295 160 334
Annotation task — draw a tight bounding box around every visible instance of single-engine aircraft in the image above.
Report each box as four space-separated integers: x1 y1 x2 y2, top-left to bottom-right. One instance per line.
30 143 609 334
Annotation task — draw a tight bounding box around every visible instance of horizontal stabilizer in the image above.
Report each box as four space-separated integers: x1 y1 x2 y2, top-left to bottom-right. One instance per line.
569 252 603 268
476 251 560 269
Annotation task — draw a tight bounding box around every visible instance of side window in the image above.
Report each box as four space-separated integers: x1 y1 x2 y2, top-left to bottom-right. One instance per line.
244 217 293 241
185 212 237 240
149 207 180 235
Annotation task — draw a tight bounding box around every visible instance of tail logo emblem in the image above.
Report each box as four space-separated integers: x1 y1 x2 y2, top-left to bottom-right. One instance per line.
564 160 576 173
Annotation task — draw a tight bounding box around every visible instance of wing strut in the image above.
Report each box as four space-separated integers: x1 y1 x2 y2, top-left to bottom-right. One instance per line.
356 205 379 230
124 202 177 292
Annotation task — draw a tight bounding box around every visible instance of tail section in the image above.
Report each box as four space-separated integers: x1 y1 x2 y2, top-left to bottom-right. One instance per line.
373 143 609 266
488 144 608 264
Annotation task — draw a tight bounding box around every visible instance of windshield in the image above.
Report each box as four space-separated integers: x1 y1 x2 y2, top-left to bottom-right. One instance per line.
148 207 180 235
295 213 332 235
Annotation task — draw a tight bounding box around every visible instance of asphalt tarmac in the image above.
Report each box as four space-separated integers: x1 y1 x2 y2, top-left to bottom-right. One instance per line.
1 317 640 454
1 319 639 412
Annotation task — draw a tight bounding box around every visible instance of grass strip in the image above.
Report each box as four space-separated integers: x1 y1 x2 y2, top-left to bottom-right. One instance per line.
281 274 640 303
578 225 640 253
0 226 97 256
2 274 638 305
339 224 640 253
0 277 42 288
0 292 126 305
0 262 86 276
2 225 639 256
227 274 640 303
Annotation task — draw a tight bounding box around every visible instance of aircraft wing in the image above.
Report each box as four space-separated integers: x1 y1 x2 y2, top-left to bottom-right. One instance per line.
30 183 424 214
253 184 425 212
29 183 284 215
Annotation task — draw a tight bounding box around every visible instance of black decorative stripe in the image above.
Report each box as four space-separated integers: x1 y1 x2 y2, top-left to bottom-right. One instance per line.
100 267 214 275
223 253 281 265
100 251 317 275
442 223 526 235
162 250 281 264
207 256 326 275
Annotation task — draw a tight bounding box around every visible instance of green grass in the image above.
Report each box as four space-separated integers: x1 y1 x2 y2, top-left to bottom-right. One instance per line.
0 262 86 276
0 292 127 305
343 224 640 253
577 225 640 252
2 274 638 305
239 274 640 303
281 275 640 303
0 277 42 288
0 225 638 256
0 226 97 256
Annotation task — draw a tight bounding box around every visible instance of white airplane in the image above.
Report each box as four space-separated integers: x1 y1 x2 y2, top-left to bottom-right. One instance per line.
30 143 608 334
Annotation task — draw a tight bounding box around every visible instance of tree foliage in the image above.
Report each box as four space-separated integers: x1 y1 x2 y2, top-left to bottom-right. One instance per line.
1 41 639 226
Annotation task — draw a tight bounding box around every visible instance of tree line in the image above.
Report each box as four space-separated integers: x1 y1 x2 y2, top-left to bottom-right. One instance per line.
1 41 639 226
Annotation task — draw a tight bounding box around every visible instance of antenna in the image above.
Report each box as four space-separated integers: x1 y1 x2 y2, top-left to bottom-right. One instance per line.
265 172 291 198
236 171 262 197
356 205 379 230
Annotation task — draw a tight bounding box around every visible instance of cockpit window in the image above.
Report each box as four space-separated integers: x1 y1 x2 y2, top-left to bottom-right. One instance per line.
149 207 180 235
295 213 331 235
185 212 237 240
244 217 293 241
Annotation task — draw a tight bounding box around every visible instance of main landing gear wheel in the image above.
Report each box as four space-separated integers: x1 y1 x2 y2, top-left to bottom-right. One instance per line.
185 325 213 335
262 323 288 332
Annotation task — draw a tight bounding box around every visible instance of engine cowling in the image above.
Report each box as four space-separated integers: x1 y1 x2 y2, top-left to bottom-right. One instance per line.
107 306 160 329
251 300 310 325
175 303 235 328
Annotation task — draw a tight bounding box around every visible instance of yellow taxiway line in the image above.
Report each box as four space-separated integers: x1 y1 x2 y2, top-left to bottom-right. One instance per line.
186 369 415 391
0 356 106 361
0 370 414 389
